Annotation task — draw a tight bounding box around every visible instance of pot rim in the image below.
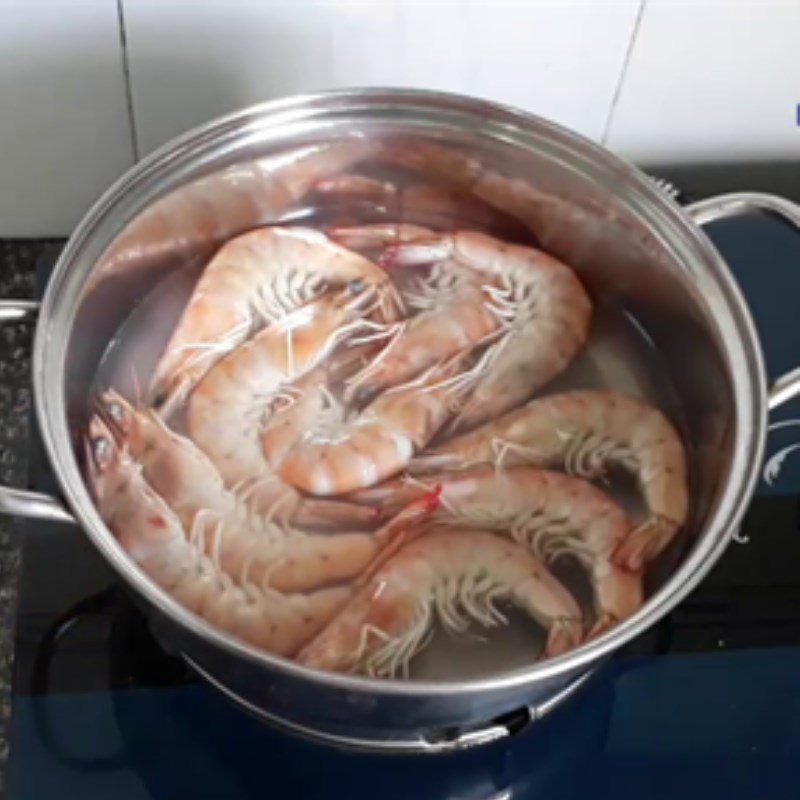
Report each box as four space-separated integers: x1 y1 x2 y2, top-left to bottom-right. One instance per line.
32 87 768 698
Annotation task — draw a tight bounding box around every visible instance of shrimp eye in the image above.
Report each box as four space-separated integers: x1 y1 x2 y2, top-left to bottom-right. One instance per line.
351 386 373 406
346 278 365 295
91 436 112 467
447 397 464 414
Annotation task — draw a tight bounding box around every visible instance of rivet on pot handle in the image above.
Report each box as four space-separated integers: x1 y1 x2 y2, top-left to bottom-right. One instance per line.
685 192 800 411
419 668 595 752
0 299 76 525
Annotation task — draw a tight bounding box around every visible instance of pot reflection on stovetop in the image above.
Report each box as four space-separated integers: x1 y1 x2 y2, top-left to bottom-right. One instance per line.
19 577 614 800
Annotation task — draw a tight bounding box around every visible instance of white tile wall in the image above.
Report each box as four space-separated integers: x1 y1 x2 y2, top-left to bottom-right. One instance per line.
606 0 800 163
122 0 642 155
0 0 134 237
0 1 798 235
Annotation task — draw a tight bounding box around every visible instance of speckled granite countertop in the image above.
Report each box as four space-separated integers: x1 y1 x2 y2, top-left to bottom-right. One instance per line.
0 239 61 794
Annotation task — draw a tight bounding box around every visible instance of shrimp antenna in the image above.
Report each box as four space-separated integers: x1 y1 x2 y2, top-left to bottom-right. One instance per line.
211 518 224 570
129 365 143 408
263 490 293 529
346 319 404 348
283 328 296 377
239 552 256 588
235 473 280 508
491 437 547 472
419 346 492 398
171 318 251 368
260 559 286 597
343 322 406 397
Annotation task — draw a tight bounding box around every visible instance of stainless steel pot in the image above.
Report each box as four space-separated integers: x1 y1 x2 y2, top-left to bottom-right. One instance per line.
2 89 799 753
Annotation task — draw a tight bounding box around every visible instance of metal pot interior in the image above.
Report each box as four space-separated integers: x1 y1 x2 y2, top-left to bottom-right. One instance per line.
36 90 765 694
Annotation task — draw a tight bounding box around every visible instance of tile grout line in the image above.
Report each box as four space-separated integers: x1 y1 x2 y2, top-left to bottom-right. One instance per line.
601 0 647 147
116 0 140 163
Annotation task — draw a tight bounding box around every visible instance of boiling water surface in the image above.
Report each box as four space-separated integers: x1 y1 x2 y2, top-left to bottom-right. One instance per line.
93 173 686 682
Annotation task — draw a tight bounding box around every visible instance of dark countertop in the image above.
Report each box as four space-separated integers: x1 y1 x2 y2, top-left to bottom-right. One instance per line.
0 239 60 793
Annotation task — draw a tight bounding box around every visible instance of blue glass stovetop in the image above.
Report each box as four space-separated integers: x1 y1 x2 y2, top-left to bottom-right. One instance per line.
7 211 800 800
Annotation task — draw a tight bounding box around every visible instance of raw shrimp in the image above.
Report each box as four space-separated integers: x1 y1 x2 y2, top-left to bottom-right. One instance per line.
298 528 583 677
149 225 398 413
99 390 377 532
379 138 661 290
312 174 529 238
90 139 378 290
413 390 688 570
271 350 482 496
187 282 383 493
260 365 331 472
98 388 234 527
375 228 592 432
350 275 501 404
350 467 642 634
329 223 505 403
92 398 438 595
97 389 387 593
327 221 434 254
85 414 349 657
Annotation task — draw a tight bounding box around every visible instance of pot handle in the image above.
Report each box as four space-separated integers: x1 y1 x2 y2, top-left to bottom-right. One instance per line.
419 669 595 752
0 299 76 525
685 192 800 411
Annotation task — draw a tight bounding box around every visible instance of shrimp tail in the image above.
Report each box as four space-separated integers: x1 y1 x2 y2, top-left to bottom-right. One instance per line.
589 564 644 638
544 618 584 658
585 615 615 641
327 222 434 253
612 516 680 572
